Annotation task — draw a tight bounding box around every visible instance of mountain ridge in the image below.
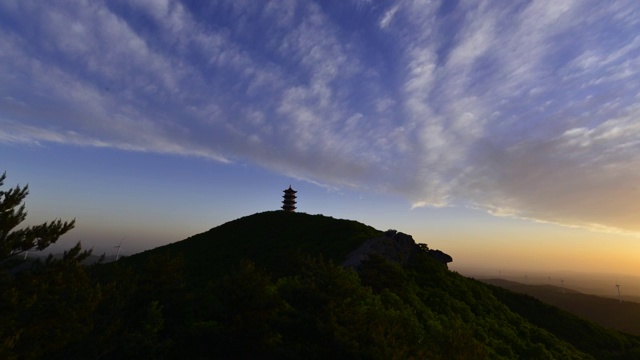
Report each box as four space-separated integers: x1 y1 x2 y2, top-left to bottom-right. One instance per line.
113 211 640 359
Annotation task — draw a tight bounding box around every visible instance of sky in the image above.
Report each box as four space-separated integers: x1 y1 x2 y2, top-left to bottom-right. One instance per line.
1 1 639 288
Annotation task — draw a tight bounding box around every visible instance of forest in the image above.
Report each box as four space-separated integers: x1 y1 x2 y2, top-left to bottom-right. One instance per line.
2 173 640 359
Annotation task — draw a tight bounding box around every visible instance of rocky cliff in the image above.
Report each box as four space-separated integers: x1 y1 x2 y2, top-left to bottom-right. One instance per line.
342 229 451 269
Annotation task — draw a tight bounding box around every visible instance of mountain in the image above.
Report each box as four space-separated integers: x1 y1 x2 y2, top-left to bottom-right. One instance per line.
7 211 640 359
116 211 640 359
482 278 640 335
124 211 382 282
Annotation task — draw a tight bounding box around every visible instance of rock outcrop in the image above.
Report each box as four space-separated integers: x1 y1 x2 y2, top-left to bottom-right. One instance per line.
427 249 453 265
343 230 451 269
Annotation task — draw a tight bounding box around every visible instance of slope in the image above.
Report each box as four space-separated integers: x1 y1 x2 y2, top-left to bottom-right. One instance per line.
483 278 640 335
112 211 640 359
123 211 381 282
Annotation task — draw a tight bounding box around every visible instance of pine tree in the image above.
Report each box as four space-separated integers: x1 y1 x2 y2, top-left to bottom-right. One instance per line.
0 172 75 261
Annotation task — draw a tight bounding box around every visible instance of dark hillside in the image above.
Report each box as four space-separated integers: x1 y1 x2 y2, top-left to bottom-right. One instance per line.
15 211 639 359
123 211 381 282
486 283 640 359
114 212 640 359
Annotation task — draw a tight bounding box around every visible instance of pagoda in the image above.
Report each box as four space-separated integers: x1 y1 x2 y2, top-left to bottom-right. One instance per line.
282 185 297 212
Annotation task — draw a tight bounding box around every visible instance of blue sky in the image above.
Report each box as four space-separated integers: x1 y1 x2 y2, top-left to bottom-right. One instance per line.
1 1 640 278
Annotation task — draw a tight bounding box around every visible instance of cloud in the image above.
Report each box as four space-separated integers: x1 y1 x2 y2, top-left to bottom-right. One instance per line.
379 5 399 29
1 1 640 235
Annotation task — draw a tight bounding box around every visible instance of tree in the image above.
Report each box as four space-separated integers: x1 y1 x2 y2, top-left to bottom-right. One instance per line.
0 243 101 359
0 172 75 261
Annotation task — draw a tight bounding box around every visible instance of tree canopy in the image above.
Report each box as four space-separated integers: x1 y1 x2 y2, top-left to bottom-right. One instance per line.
0 172 75 261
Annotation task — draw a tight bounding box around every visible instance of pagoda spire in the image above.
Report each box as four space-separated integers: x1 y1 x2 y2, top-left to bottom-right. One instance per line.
282 185 297 212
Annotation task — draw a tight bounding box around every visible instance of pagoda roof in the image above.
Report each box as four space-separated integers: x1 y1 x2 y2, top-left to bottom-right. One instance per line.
284 185 297 193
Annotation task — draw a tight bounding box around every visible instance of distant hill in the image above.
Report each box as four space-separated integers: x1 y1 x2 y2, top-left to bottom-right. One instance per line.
619 295 640 304
483 278 640 335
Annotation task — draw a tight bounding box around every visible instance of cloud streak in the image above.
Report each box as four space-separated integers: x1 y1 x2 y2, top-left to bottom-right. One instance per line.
1 0 639 234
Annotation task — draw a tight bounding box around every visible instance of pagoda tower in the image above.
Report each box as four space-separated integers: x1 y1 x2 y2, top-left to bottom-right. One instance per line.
282 185 297 212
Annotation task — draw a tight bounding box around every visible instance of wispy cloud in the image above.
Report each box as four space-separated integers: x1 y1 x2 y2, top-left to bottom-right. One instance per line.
379 5 399 29
1 1 639 234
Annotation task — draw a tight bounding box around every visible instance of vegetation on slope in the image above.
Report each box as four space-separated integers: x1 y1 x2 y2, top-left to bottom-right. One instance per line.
125 211 382 282
487 284 640 359
2 180 640 360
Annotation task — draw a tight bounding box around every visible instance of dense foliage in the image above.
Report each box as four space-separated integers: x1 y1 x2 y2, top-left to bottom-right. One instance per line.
128 211 382 282
1 177 639 359
488 285 640 359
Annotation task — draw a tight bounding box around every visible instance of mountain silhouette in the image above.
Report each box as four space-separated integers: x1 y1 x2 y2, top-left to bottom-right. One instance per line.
110 211 640 359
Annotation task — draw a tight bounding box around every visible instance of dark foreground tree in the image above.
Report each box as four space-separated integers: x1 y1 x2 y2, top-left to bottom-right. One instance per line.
0 172 75 261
